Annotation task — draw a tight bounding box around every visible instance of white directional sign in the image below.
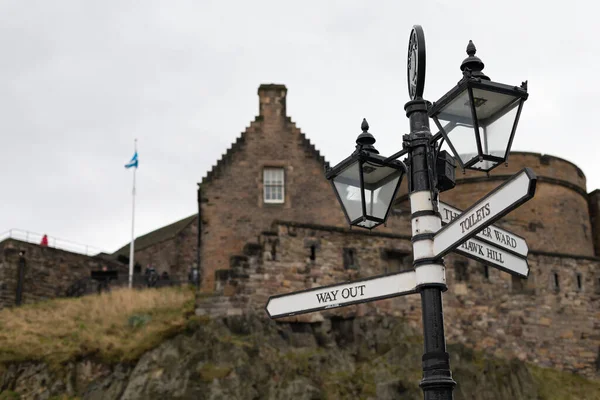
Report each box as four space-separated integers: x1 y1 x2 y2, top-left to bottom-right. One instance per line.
453 236 529 278
265 270 417 319
438 201 528 257
433 168 536 258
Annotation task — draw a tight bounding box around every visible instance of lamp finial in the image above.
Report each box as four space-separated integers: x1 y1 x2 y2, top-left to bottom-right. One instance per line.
356 118 379 154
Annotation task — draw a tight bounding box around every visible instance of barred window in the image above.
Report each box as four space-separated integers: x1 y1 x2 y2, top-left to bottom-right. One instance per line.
263 168 284 203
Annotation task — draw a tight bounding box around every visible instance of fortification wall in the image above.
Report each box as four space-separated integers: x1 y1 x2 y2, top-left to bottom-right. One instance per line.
132 221 197 282
0 239 125 309
393 152 595 256
197 222 600 378
588 189 600 256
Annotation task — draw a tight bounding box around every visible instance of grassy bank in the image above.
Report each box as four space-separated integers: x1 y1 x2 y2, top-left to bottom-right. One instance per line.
0 286 195 367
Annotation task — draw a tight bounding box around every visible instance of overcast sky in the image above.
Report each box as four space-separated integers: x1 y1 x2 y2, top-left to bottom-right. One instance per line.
1 1 598 254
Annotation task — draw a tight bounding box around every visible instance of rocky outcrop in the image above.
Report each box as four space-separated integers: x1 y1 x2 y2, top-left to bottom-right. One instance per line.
1 313 598 400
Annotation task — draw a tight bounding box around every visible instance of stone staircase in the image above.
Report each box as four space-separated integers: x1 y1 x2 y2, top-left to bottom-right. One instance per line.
196 238 267 317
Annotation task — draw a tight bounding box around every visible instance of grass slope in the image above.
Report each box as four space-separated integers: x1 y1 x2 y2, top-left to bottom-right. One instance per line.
0 286 195 367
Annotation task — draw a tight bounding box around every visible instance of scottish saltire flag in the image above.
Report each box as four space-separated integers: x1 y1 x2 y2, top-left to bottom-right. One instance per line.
125 152 138 169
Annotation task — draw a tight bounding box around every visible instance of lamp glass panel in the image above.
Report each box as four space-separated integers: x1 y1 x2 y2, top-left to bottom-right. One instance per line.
435 88 479 166
473 89 521 160
333 161 363 222
471 88 521 121
362 163 402 219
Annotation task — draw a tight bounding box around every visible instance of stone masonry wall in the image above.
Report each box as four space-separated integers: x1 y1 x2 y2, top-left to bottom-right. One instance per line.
132 238 178 276
393 152 595 256
132 221 197 282
197 222 600 379
0 239 126 309
588 189 600 256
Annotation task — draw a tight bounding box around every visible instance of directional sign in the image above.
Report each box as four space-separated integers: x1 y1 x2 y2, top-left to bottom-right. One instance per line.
433 168 536 258
265 270 417 319
453 236 529 278
438 201 528 257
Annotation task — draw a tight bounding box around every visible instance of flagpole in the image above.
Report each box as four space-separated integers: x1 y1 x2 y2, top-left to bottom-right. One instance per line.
129 139 137 289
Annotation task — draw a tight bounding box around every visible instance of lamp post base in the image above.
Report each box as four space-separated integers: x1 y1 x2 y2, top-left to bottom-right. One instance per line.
419 287 456 400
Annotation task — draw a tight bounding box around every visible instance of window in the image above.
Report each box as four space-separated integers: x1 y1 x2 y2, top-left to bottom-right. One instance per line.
455 261 469 282
382 249 413 272
576 273 583 291
552 272 560 291
528 222 537 232
263 167 284 203
512 275 526 292
343 248 358 270
483 265 490 280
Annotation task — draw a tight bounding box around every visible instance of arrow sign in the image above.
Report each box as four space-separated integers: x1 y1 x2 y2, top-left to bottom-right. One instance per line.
265 270 417 319
438 201 528 257
433 168 536 258
453 236 529 278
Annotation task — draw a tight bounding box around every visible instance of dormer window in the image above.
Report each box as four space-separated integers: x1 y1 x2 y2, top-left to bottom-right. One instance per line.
264 167 285 203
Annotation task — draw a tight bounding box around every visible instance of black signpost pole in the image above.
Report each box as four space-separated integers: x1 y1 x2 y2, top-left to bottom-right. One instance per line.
405 100 456 399
406 26 455 399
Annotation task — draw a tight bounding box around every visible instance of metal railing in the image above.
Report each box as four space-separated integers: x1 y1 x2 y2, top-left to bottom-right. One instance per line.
0 229 107 256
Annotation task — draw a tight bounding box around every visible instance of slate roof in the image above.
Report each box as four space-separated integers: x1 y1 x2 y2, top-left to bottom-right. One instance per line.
113 214 197 256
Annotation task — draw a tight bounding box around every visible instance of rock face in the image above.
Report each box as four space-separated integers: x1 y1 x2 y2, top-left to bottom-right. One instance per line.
0 313 596 400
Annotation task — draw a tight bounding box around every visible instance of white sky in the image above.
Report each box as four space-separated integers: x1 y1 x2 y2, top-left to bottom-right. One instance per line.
1 0 598 253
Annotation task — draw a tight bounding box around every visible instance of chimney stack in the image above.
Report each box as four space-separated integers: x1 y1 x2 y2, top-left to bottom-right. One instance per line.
258 84 287 122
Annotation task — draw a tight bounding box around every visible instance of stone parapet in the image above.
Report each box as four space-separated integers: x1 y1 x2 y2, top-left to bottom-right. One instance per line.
0 239 126 309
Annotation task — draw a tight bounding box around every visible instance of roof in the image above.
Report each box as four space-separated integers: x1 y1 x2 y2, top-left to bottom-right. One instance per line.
113 214 197 256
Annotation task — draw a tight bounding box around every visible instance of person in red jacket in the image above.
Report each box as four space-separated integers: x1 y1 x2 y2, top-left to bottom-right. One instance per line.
40 234 48 247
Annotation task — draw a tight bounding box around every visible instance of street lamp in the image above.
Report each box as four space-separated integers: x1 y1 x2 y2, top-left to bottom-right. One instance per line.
326 119 406 230
429 41 529 172
325 26 528 400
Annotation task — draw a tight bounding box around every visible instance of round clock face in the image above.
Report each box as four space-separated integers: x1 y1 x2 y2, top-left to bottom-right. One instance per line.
407 26 425 100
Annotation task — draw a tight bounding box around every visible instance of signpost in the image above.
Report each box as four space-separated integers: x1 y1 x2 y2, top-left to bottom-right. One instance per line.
265 270 417 319
267 25 534 400
433 168 536 258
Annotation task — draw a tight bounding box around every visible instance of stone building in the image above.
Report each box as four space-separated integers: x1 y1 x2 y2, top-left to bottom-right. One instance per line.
107 84 600 377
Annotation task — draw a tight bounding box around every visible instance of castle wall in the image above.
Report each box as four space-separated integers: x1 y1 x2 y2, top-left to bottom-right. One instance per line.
0 239 125 309
588 189 600 256
198 222 600 378
394 152 595 256
131 221 197 282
